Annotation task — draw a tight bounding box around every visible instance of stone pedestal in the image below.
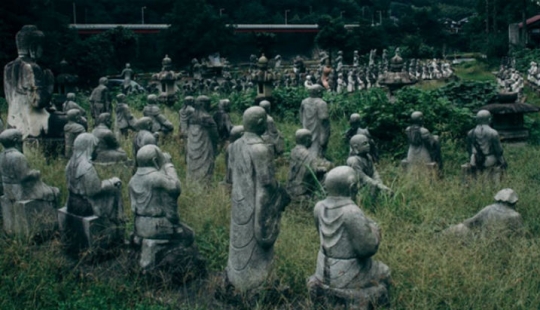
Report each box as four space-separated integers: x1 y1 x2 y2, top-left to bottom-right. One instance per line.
1 196 57 238
58 207 123 255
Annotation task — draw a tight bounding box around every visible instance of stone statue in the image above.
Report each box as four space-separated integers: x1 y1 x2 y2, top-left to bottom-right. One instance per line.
335 50 343 73
179 96 194 137
223 125 244 187
120 63 133 94
259 100 284 157
115 93 137 137
353 50 360 67
129 145 205 278
445 188 523 237
62 92 87 130
226 106 290 292
89 77 111 120
213 99 233 143
64 109 86 158
286 129 331 199
3 25 56 139
132 117 159 167
300 84 330 157
186 95 218 182
143 95 174 136
347 134 391 197
92 113 128 163
344 113 378 162
464 110 506 182
402 111 442 171
274 55 282 69
0 129 59 236
308 166 391 309
61 133 123 253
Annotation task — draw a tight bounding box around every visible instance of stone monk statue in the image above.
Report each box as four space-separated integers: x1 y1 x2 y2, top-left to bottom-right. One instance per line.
64 109 86 158
143 94 174 136
92 113 128 163
259 100 285 157
308 166 391 309
300 84 330 157
226 106 290 292
89 77 111 120
115 93 137 137
403 111 442 170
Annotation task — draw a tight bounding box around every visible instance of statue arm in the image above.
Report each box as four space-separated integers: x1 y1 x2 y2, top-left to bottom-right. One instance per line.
203 116 219 153
346 211 380 259
157 115 174 132
491 133 506 167
318 103 330 146
103 131 120 148
347 157 381 188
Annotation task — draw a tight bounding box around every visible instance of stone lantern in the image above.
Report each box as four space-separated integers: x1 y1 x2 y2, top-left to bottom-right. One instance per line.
156 55 178 106
253 54 275 99
378 50 417 101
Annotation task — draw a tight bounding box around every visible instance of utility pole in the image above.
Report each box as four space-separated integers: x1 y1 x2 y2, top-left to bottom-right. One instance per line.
141 6 146 24
285 10 290 24
73 3 76 24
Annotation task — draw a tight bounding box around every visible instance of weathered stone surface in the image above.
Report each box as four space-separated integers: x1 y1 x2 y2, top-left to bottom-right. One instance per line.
2 197 57 238
132 117 158 166
402 111 442 171
92 113 128 163
308 166 391 310
259 100 284 157
143 94 174 135
89 77 111 120
64 109 86 158
115 93 136 137
344 113 379 162
213 99 233 143
179 96 194 137
300 85 330 157
226 106 290 292
223 125 244 186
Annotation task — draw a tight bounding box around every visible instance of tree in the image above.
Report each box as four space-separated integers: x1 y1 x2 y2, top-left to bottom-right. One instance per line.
315 15 351 63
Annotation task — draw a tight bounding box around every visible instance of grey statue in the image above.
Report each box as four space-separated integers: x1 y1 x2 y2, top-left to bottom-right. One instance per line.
63 93 87 120
132 117 159 168
259 100 285 156
143 94 174 136
347 134 391 197
0 129 59 202
307 166 391 309
115 93 137 137
64 109 86 158
186 95 218 183
226 106 290 292
213 99 233 143
179 96 194 138
344 113 379 162
403 111 442 170
89 77 111 120
286 129 332 199
92 113 128 163
224 125 244 186
465 110 506 182
445 188 523 236
120 63 133 94
300 84 330 157
129 145 205 277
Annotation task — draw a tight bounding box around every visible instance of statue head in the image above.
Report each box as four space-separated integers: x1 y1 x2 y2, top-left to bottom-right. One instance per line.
324 166 359 199
126 63 130 68
350 134 370 156
136 144 166 171
230 125 244 143
349 113 362 128
16 25 44 60
147 94 158 105
476 110 491 125
162 55 172 70
494 188 518 207
411 111 424 125
99 77 108 86
258 54 268 70
67 109 82 123
219 99 231 112
243 106 267 136
72 133 99 160
116 93 126 103
67 93 76 101
0 129 23 152
195 95 210 111
295 128 312 148
184 96 195 107
308 84 324 98
96 113 112 128
259 100 271 114
135 116 153 132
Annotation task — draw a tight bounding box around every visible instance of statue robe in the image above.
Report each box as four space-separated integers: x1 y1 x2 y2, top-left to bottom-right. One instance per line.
286 145 319 197
92 124 127 163
186 111 217 182
300 97 330 157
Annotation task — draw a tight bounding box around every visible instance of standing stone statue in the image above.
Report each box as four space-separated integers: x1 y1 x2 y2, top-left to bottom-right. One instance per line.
213 99 233 143
186 95 218 183
3 25 57 139
0 129 59 236
89 77 111 120
64 109 86 158
402 111 442 171
463 110 506 182
445 188 523 237
286 129 332 200
60 133 123 254
92 113 128 163
347 134 391 197
179 96 195 138
143 94 174 136
115 93 137 137
226 106 290 292
308 166 391 309
129 145 205 279
344 113 379 162
300 84 330 157
223 125 244 187
259 100 285 157
120 63 133 94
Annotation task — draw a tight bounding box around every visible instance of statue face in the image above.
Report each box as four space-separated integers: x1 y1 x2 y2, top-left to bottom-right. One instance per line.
30 44 43 60
352 137 370 155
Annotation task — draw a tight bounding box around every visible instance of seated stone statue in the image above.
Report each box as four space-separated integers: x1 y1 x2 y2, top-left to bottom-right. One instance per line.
344 113 379 162
402 111 442 171
286 129 332 199
308 166 391 309
63 93 86 116
132 117 159 169
115 93 137 137
143 94 173 136
223 125 244 187
463 110 506 183
92 113 128 163
445 188 522 237
89 77 111 120
0 129 59 235
259 100 285 157
64 109 86 158
129 145 205 280
347 134 391 197
61 133 123 253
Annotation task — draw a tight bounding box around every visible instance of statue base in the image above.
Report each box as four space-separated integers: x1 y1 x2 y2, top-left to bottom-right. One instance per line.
58 207 123 257
1 196 57 239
